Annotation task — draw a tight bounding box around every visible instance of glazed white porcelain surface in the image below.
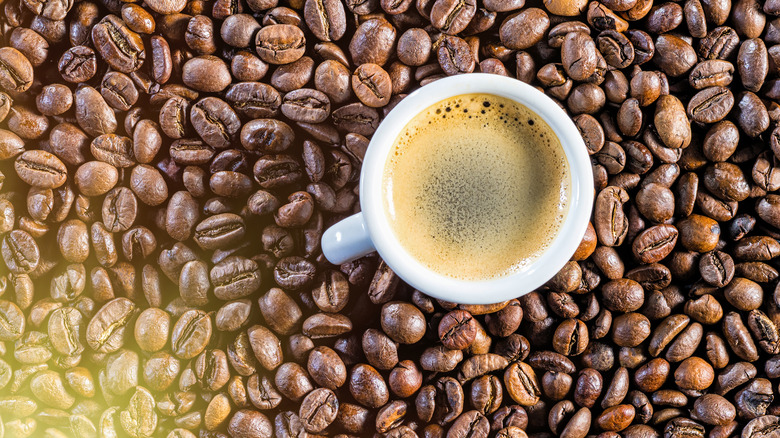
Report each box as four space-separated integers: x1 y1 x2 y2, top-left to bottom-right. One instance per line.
322 73 594 304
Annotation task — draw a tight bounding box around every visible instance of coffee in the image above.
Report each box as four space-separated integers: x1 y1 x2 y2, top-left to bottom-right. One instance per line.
383 93 571 281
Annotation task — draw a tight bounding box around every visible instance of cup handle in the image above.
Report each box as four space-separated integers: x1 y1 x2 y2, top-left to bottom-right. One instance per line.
322 213 376 265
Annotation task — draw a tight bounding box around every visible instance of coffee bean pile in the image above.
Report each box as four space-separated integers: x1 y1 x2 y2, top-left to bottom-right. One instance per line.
3 0 780 436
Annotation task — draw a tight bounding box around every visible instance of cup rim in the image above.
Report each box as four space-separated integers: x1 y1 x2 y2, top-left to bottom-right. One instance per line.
360 73 593 304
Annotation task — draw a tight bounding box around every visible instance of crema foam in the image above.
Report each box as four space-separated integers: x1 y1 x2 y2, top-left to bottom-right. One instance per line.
383 93 571 281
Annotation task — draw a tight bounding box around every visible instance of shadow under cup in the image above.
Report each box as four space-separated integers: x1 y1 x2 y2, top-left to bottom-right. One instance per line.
352 74 592 304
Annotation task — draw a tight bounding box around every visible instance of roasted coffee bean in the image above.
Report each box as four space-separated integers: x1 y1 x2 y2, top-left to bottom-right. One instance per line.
594 186 630 246
352 63 392 107
447 410 489 436
58 45 97 83
703 162 750 202
734 378 773 419
240 120 294 154
14 22 49 64
654 35 696 77
91 15 145 73
397 28 431 66
0 225 34 265
630 71 661 108
332 102 380 136
216 299 252 332
184 15 217 56
169 139 214 166
170 309 212 359
504 362 540 406
420 345 463 373
298 387 338 433
90 134 134 168
10 22 47 62
271 56 315 93
734 236 780 261
159 96 190 139
333 267 375 311
207 256 260 301
0 47 34 93
723 277 763 311
15 150 67 189
75 85 117 137
194 213 246 250
305 346 346 391
738 38 768 92
699 250 734 287
700 26 739 60
262 7 302 26
130 164 168 206
635 183 674 223
75 161 119 197
190 97 241 149
632 224 678 264
689 60 734 90
612 312 651 347
741 415 780 438
258 288 302 335
677 214 720 253
350 363 390 408
688 86 734 124
561 32 599 82
181 56 231 93
430 0 476 34
703 121 739 163
735 91 770 137
0 300 25 342
276 256 317 290
226 82 281 119
0 128 24 160
220 15 259 50
229 410 273 438
646 2 683 33
86 297 136 353
100 72 138 112
102 187 138 233
178 259 209 306
439 310 478 350
362 327 399 370
314 60 352 105
500 8 549 50
122 3 155 34
134 307 170 352
256 25 306 65
568 83 607 114
600 278 643 312
57 219 90 263
304 0 346 42
438 35 475 75
736 261 777 283
6 106 49 141
552 318 589 356
349 19 396 67
654 96 691 149
281 88 330 123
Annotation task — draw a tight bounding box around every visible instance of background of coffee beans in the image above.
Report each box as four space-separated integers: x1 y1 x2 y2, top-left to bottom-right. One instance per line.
4 0 780 436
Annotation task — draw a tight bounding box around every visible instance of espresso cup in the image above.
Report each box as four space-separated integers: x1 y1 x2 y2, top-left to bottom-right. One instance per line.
322 73 593 304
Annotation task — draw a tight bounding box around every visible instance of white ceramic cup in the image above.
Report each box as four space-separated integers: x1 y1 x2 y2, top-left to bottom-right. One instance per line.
321 73 593 304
